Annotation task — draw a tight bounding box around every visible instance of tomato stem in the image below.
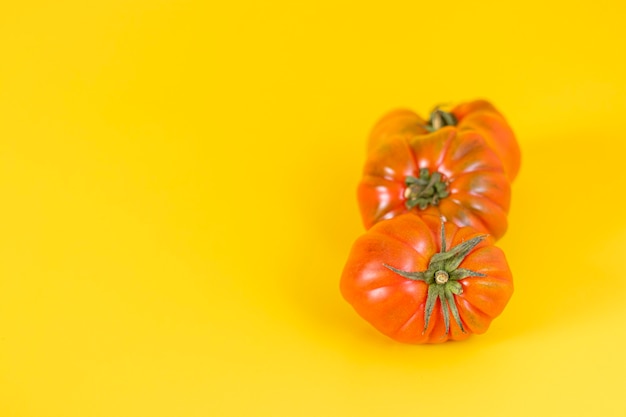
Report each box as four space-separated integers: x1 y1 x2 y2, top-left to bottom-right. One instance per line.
435 270 449 284
383 220 488 335
427 109 457 132
404 168 449 210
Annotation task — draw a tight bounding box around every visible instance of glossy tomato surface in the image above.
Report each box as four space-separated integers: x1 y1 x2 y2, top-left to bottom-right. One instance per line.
340 213 513 344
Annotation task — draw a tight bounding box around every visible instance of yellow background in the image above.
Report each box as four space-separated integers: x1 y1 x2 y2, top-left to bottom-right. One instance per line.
1 1 625 416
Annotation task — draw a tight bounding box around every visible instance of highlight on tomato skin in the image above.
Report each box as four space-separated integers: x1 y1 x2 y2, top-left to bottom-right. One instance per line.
340 213 513 344
357 128 511 240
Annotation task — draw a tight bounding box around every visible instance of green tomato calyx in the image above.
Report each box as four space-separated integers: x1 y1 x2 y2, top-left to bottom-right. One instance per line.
383 221 487 335
404 168 449 210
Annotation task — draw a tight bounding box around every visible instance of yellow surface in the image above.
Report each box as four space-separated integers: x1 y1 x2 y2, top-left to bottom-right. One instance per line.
1 1 626 416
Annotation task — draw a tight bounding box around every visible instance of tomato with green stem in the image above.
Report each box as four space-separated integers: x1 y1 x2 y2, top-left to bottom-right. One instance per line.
367 100 520 182
340 213 513 344
358 127 511 239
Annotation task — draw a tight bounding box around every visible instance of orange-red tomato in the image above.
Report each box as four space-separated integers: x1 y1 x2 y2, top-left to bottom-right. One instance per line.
367 100 520 182
358 127 511 239
340 213 513 344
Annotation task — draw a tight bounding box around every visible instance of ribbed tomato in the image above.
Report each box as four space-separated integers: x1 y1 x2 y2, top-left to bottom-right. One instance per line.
340 213 513 344
358 127 510 239
367 100 520 182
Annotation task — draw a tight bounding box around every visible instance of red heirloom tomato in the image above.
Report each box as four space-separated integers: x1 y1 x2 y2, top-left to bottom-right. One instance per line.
358 127 510 239
367 100 520 182
340 213 513 344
